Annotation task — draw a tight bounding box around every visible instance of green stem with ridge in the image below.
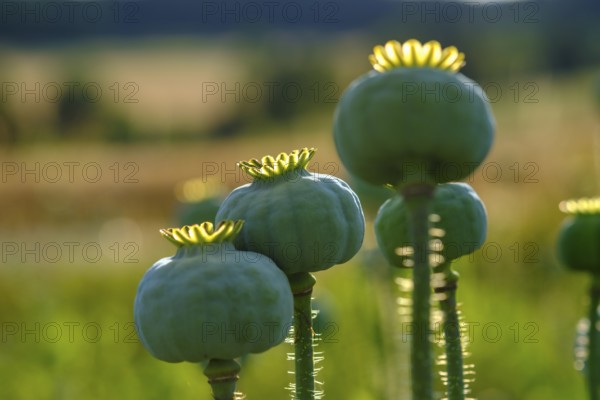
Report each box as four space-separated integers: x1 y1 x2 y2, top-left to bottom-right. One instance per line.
288 272 318 400
402 185 434 400
203 359 242 400
436 265 464 400
588 276 600 400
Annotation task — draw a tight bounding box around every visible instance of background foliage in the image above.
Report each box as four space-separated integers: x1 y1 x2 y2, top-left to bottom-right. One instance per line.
1 1 600 399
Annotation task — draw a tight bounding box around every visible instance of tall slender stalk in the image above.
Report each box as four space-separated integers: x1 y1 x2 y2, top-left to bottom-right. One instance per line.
394 268 415 399
588 276 600 400
402 185 434 400
203 359 242 400
436 266 464 400
288 272 317 400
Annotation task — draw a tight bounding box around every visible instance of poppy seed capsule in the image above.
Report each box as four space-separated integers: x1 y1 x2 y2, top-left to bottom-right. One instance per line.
134 221 294 363
557 198 600 274
375 183 487 267
216 148 365 275
333 39 495 188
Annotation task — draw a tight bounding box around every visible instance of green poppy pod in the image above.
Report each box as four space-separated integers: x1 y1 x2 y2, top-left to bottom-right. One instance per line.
557 198 600 273
176 198 222 226
375 183 487 267
215 148 365 275
333 39 495 188
134 221 294 363
349 176 395 218
173 177 225 226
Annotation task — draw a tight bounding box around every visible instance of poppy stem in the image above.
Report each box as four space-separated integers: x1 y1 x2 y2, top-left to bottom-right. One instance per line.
203 359 243 400
403 184 435 400
288 272 318 400
436 265 465 400
588 276 600 400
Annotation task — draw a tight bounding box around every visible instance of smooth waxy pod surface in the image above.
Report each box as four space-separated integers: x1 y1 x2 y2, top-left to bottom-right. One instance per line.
134 221 294 363
216 148 365 275
375 182 487 267
333 39 495 187
557 198 600 273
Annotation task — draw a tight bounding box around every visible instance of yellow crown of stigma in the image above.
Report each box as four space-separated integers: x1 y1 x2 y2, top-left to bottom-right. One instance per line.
369 39 465 73
160 220 244 247
238 148 315 179
559 198 600 215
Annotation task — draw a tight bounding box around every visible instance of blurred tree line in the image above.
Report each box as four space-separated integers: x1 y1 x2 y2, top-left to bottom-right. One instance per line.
0 0 598 145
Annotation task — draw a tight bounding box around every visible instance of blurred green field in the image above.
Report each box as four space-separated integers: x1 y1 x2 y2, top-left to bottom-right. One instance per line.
1 39 600 400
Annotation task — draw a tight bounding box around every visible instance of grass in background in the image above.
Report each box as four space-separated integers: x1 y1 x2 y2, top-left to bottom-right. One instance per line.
1 40 599 398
